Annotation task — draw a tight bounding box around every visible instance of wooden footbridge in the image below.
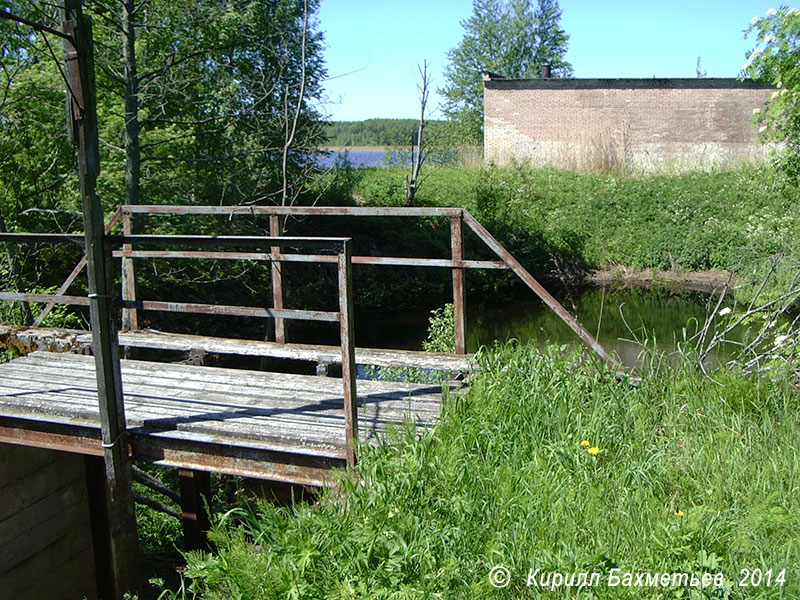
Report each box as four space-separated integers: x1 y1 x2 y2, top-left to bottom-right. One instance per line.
0 204 615 598
0 204 616 477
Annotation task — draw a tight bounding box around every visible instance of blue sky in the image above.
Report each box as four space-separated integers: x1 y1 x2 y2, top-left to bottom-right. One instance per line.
317 0 782 121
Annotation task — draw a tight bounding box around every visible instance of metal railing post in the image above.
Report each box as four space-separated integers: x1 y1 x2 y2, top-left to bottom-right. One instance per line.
337 239 358 467
269 214 286 343
451 213 467 354
120 208 138 331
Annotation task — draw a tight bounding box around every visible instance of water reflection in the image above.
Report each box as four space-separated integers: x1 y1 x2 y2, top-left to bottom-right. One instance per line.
360 286 741 369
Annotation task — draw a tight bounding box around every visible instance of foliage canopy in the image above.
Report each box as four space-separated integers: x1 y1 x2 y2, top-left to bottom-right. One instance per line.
743 7 800 179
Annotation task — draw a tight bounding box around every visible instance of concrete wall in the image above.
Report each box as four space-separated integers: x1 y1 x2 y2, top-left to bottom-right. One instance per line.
0 444 98 600
483 78 776 173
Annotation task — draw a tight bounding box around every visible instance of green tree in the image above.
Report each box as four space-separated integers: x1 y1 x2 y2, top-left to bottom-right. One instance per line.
440 0 572 143
0 0 329 325
743 6 800 178
89 0 327 208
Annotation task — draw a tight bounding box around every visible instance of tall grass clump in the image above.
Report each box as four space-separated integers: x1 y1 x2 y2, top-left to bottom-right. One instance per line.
174 344 800 599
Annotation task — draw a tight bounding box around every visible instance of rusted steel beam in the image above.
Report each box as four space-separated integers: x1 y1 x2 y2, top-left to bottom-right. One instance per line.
338 239 357 467
121 299 340 322
0 232 84 244
107 233 348 251
277 254 507 270
0 291 90 306
34 207 123 327
132 435 344 487
178 469 212 551
461 211 620 369
270 214 286 344
110 249 507 270
122 205 463 218
451 214 467 354
0 421 104 456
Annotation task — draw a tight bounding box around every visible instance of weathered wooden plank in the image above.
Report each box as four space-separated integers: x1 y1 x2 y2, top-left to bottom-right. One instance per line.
0 379 436 440
16 351 448 403
0 445 97 599
0 352 446 473
0 394 431 456
0 455 85 520
106 330 473 371
0 364 443 423
1 486 89 568
0 535 95 600
0 442 52 479
1 477 86 543
0 325 475 371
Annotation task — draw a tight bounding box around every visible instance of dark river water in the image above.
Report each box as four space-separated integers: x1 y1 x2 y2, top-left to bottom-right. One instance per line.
353 285 739 368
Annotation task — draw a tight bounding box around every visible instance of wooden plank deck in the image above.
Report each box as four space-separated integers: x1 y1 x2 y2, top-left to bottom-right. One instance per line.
0 326 475 372
0 351 449 486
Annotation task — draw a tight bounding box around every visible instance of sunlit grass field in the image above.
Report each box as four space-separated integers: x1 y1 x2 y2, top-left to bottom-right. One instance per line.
169 344 800 599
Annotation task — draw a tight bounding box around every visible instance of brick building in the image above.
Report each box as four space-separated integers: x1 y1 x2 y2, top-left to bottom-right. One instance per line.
483 75 776 173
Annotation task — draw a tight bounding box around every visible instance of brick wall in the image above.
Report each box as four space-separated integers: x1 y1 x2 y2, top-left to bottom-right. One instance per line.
483 78 776 173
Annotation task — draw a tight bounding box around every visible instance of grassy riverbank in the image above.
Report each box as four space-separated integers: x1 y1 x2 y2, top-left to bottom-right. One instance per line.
344 165 798 279
164 344 800 599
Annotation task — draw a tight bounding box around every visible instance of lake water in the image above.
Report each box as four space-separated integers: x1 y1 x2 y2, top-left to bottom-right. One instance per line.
318 150 405 169
319 149 477 169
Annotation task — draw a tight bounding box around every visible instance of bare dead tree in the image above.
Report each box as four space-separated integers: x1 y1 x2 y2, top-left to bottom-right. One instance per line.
404 60 430 207
693 253 800 383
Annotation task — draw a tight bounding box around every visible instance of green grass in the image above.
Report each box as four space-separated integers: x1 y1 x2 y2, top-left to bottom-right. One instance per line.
170 344 800 599
346 165 799 274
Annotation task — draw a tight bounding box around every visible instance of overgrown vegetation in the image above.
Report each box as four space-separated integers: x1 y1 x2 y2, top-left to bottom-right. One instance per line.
744 7 800 179
161 344 799 599
348 165 799 277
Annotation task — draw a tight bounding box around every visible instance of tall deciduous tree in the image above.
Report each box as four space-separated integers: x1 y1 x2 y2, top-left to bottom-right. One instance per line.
89 0 327 208
440 0 572 143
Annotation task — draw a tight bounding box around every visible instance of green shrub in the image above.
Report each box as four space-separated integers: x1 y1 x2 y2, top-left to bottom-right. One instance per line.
348 165 799 278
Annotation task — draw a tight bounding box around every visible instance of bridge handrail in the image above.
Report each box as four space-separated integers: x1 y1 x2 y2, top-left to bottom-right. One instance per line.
112 204 618 368
0 230 360 466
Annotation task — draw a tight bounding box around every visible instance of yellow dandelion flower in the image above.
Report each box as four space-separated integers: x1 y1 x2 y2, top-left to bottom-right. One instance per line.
580 440 590 447
675 510 685 517
588 446 600 456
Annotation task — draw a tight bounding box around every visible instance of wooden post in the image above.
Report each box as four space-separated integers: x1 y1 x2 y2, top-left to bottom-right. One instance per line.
178 469 212 551
451 214 466 354
338 239 358 467
121 209 138 330
62 2 138 597
270 214 286 343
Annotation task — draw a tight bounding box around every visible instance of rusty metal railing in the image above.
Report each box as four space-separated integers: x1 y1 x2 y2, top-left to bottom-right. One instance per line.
0 231 360 466
7 204 620 370
106 204 618 368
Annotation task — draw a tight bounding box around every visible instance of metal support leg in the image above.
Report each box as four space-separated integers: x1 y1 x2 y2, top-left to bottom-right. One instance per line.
451 214 466 354
178 469 212 551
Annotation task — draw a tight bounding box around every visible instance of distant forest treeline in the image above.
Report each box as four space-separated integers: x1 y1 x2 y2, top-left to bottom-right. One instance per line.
324 119 454 147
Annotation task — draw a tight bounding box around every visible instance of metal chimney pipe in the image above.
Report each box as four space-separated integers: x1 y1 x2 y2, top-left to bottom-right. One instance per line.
541 64 551 78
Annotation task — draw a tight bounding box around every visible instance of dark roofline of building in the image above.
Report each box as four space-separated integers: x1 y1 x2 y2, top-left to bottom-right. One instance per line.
482 75 775 90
